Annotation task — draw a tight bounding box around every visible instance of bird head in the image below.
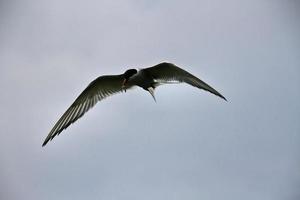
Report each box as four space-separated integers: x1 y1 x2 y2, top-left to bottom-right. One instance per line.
122 69 138 89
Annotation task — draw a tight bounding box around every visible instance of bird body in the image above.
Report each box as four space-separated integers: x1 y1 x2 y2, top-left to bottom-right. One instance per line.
42 62 226 146
128 70 154 89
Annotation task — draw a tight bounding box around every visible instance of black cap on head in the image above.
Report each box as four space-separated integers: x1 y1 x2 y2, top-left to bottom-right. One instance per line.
124 69 138 79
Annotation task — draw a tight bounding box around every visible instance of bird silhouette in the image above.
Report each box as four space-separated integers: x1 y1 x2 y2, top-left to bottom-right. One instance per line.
42 62 226 146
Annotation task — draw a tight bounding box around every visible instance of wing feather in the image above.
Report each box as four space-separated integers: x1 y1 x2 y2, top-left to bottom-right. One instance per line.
42 74 128 146
142 62 226 100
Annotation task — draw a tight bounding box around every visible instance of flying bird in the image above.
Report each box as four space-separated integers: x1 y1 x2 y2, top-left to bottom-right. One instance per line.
42 62 226 146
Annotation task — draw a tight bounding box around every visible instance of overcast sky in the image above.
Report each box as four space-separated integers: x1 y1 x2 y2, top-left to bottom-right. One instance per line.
1 0 299 199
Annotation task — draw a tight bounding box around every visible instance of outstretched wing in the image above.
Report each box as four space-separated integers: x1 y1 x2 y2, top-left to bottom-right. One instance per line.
43 74 129 146
142 62 226 100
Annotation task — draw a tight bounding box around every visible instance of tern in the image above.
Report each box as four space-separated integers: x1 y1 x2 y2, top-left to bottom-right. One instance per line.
42 62 226 146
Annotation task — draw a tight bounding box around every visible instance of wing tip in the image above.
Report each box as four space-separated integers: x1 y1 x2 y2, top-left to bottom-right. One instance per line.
42 139 48 147
219 94 227 101
42 133 57 147
212 90 227 101
42 135 53 147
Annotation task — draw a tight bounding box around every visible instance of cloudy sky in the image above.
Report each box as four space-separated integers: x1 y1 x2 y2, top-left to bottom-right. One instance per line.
1 0 299 199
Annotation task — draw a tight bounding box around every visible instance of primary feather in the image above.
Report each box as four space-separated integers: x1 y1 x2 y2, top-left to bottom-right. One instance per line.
42 75 128 146
141 62 227 100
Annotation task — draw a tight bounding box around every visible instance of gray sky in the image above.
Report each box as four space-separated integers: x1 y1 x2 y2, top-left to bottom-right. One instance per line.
1 0 299 199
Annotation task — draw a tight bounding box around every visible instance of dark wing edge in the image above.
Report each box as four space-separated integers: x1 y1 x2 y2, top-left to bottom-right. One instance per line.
42 75 127 147
142 62 227 101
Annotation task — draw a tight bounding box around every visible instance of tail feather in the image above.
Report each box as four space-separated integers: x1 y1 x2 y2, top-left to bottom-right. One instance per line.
147 87 156 102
